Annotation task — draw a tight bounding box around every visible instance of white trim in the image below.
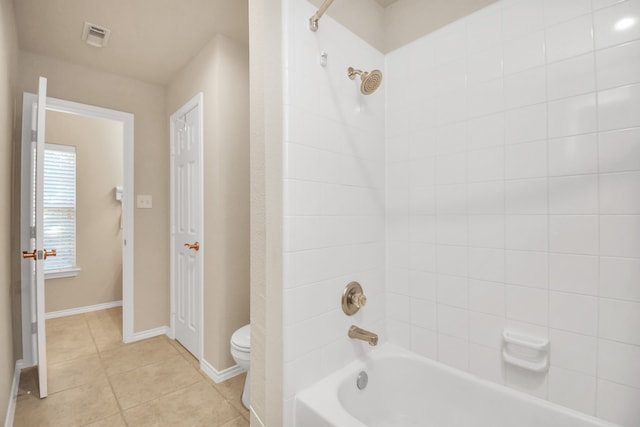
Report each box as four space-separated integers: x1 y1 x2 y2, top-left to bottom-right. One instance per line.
169 92 204 361
45 267 81 280
44 300 122 319
4 360 23 427
200 358 245 384
126 326 170 343
20 93 135 362
250 407 265 427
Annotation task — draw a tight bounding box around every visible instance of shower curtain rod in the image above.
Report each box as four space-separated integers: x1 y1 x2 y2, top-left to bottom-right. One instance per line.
309 0 335 32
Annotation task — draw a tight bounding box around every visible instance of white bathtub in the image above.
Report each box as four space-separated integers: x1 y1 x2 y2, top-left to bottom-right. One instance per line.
295 343 617 427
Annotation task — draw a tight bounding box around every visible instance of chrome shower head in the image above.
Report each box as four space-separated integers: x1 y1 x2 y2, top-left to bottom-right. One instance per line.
348 67 383 95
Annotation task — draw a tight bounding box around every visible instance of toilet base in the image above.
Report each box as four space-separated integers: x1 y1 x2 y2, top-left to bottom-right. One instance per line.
241 370 250 409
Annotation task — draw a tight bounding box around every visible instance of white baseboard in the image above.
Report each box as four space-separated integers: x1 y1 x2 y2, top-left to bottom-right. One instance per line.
45 300 123 319
250 407 265 427
200 358 245 384
4 359 23 427
124 326 170 344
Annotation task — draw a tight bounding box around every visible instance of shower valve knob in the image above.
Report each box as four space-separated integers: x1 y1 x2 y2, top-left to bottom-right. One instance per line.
351 293 367 308
342 281 367 315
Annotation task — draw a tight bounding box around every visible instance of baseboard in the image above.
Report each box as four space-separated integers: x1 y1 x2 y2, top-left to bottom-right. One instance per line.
250 407 265 427
200 358 245 384
124 326 170 344
4 359 23 427
45 300 123 319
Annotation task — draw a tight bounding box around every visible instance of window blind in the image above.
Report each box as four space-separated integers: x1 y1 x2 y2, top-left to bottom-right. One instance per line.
43 143 76 271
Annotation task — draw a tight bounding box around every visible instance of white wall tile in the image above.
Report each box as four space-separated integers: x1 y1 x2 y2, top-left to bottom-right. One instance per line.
550 291 598 335
468 215 505 248
503 31 546 75
548 93 598 138
545 14 594 63
505 140 548 179
409 270 437 301
600 172 640 214
546 53 596 100
438 334 469 371
548 133 599 176
549 175 599 214
468 181 505 214
437 245 468 276
599 298 640 345
549 215 599 255
505 178 548 214
505 103 547 144
389 293 412 323
596 379 640 427
469 311 505 349
409 186 435 214
506 285 549 325
469 247 505 282
506 215 548 251
437 305 469 339
543 0 593 27
504 67 547 109
596 40 640 90
437 274 468 308
436 153 467 185
409 242 437 272
548 367 597 415
468 113 504 150
600 215 640 257
600 256 640 301
469 344 505 384
598 339 640 388
469 279 505 316
594 0 640 49
549 253 599 295
467 79 504 118
466 3 502 52
410 297 437 329
468 146 505 182
467 48 503 85
598 84 640 131
502 0 545 40
436 184 467 214
410 214 436 243
437 122 467 155
505 363 549 399
436 20 467 64
505 250 549 288
436 215 467 246
592 0 627 10
599 128 640 173
410 326 438 358
549 329 598 375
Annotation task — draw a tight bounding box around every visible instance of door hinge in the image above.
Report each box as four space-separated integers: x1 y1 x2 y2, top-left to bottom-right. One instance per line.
31 322 37 334
30 226 36 238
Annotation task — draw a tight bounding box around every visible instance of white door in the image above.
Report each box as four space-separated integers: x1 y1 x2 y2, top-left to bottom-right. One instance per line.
22 76 51 398
171 94 203 359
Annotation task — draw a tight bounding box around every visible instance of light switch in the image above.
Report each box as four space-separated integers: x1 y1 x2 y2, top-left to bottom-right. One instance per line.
136 194 152 209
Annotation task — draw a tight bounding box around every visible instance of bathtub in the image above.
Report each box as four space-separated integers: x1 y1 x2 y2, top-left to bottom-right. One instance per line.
295 343 617 427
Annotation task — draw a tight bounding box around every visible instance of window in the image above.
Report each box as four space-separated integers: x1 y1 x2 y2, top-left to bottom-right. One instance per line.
43 143 79 278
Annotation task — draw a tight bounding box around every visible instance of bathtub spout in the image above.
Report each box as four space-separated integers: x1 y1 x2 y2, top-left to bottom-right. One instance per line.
348 325 378 346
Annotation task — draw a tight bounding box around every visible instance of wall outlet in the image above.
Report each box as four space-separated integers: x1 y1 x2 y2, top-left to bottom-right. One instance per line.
136 194 153 209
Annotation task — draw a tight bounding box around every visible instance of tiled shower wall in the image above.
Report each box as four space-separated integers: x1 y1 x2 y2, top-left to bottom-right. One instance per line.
386 0 640 425
282 0 386 424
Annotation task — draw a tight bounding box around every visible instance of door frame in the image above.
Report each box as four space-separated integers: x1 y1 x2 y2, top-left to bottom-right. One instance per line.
20 94 136 365
169 92 204 361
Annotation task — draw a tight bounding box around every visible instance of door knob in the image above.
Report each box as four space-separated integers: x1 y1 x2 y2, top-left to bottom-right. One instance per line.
22 250 36 259
184 242 200 251
44 249 57 259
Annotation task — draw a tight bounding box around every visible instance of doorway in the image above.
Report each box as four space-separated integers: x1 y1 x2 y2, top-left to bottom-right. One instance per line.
169 93 204 360
20 94 135 371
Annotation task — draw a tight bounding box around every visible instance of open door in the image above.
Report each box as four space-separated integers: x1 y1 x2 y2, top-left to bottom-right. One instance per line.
22 76 52 398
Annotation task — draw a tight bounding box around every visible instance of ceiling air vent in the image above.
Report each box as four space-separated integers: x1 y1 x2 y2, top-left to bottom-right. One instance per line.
82 22 111 48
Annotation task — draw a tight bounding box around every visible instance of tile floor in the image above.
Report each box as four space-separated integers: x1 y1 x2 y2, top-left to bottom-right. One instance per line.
14 307 249 427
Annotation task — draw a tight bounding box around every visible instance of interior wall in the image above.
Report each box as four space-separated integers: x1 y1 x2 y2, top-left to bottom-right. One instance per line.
0 0 18 422
281 1 387 425
386 1 640 426
167 34 250 370
249 0 284 424
44 110 123 313
17 51 169 333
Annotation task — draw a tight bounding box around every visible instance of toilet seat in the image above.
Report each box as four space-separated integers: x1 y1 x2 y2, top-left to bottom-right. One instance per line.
231 324 250 350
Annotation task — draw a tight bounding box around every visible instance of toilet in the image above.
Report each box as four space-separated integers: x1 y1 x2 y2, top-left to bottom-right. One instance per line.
230 324 251 409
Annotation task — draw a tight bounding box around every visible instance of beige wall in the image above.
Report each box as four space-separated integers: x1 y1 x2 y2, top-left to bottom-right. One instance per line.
44 110 123 313
1 0 18 422
167 34 250 370
249 0 283 424
17 51 169 332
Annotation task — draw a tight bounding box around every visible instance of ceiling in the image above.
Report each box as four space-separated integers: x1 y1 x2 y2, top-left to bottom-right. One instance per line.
374 0 401 7
13 0 248 86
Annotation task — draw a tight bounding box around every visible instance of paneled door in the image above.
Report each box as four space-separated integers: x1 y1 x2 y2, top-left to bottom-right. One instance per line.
170 94 203 359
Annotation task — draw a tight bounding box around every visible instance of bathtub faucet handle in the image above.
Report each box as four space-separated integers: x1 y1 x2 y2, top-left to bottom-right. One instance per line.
342 281 368 315
351 292 367 308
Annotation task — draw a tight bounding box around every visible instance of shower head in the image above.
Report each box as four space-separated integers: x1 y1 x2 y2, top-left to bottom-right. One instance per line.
348 67 383 95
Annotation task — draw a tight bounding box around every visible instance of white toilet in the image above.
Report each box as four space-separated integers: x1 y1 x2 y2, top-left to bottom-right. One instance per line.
230 324 251 409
